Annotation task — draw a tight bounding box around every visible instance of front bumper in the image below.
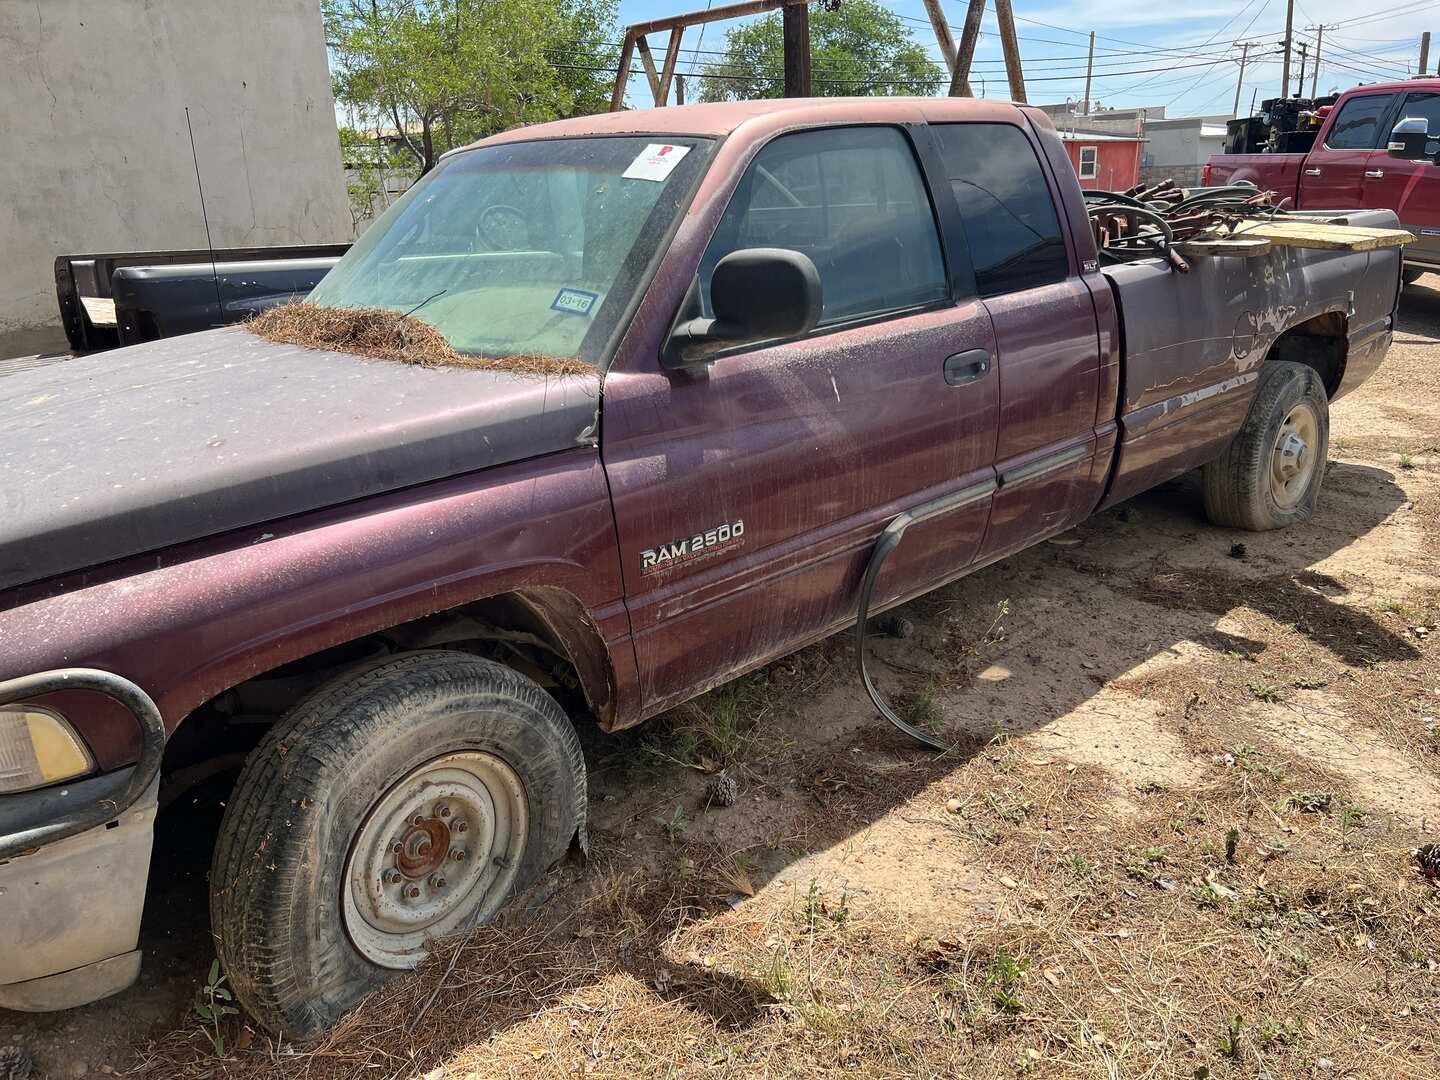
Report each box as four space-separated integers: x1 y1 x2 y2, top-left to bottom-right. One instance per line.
0 776 157 1010
0 669 165 1011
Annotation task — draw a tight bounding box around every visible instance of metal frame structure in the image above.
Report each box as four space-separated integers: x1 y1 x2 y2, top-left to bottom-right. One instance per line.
610 0 1026 110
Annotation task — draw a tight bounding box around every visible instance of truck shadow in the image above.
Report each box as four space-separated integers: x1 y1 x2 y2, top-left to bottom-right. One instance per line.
558 457 1417 1033
1399 273 1440 338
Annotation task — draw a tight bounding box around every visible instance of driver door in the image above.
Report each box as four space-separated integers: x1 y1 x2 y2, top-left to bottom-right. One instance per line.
601 125 1000 718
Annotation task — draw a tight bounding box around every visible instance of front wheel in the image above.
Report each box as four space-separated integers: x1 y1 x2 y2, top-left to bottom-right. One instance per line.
210 651 586 1040
1202 361 1329 531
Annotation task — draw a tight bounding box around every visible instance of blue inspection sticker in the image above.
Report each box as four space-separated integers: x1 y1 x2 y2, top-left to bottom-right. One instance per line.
550 287 599 316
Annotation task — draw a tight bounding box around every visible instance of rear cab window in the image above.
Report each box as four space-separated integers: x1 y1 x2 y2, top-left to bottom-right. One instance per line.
1323 93 1397 150
929 123 1070 297
698 125 949 328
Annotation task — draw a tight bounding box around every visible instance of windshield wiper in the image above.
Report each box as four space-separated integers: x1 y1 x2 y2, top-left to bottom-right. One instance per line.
403 289 449 318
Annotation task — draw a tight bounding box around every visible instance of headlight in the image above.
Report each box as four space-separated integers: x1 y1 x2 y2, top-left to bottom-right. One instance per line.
0 705 94 793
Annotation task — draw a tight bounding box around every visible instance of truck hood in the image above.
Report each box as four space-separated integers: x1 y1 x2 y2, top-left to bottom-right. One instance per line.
0 327 601 592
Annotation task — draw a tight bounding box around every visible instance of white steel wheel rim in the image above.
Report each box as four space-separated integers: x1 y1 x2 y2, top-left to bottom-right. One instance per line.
342 750 527 969
1270 402 1320 509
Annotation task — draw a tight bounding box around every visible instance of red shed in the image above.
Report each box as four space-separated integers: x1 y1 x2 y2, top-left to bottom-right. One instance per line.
1059 132 1144 191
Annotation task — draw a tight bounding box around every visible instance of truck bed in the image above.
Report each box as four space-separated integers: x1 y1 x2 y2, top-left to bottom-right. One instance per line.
1097 208 1403 507
55 244 348 353
1205 152 1305 196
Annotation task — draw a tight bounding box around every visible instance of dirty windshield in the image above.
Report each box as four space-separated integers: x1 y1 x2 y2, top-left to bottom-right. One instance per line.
308 135 712 365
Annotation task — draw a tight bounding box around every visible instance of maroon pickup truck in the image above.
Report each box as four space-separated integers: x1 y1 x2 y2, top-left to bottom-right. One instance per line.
0 97 1403 1038
1206 79 1440 279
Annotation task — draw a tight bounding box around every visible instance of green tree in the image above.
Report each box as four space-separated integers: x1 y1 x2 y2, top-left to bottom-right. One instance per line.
325 0 618 175
699 0 943 102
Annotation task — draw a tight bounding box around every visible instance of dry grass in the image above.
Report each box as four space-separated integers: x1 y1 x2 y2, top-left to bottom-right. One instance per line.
247 302 593 377
131 745 1440 1080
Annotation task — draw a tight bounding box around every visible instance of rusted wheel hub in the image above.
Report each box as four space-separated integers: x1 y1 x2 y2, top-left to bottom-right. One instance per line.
396 816 450 880
342 751 527 969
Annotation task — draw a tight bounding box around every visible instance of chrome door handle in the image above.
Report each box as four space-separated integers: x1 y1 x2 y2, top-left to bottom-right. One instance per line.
1365 169 1385 178
1304 167 1322 176
943 349 990 386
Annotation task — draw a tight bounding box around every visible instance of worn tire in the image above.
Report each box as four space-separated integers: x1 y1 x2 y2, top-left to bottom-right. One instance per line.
210 651 585 1040
1202 360 1329 531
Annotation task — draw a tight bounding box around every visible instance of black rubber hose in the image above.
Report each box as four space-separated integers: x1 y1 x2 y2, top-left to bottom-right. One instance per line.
0 668 165 859
854 513 949 751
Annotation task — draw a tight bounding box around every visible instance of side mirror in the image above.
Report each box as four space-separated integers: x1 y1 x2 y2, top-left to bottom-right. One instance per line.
664 248 822 367
1387 116 1438 162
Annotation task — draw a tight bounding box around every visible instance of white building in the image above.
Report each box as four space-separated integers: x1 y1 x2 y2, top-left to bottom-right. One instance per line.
0 1 351 359
1140 116 1232 187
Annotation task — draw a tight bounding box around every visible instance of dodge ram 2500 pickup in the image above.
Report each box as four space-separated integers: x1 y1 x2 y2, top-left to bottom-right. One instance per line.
0 96 1402 1039
1206 78 1440 280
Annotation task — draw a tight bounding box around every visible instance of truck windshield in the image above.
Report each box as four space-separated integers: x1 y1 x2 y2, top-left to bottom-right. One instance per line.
308 136 712 366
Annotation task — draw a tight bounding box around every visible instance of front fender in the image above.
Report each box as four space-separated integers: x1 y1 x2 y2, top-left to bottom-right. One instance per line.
0 449 633 769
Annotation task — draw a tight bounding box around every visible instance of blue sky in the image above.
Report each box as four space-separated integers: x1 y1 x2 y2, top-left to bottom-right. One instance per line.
610 0 1436 117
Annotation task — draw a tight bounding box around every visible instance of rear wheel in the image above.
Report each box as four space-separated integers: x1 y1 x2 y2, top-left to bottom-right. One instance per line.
1202 361 1329 531
210 651 585 1040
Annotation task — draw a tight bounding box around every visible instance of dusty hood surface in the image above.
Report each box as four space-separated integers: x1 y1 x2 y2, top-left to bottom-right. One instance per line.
0 327 600 591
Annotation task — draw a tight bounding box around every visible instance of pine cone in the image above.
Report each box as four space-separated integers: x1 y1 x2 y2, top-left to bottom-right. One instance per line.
0 1046 34 1080
1415 844 1440 882
704 771 739 809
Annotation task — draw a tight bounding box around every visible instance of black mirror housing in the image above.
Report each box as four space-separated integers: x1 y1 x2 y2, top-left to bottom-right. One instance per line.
664 248 822 367
1387 116 1438 162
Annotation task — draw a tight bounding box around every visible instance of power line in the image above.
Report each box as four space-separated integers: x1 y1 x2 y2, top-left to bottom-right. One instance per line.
1328 0 1438 28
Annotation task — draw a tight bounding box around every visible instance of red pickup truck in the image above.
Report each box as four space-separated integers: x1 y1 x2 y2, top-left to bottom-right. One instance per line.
1206 79 1440 280
0 97 1403 1039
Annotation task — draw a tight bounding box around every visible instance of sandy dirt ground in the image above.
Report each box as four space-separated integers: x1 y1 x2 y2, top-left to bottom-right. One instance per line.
2 275 1438 1079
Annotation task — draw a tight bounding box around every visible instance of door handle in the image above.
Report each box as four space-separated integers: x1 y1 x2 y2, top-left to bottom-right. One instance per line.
944 349 990 386
1304 167 1322 176
1364 169 1385 178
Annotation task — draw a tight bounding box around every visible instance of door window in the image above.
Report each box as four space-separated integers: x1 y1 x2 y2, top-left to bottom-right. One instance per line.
931 123 1070 297
699 126 948 327
1324 94 1396 150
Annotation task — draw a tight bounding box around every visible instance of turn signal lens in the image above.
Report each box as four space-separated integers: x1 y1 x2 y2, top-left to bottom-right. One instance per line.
0 706 94 794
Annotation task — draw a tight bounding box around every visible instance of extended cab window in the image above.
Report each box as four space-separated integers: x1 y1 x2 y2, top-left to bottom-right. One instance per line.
699 126 947 327
931 123 1069 297
1325 94 1396 150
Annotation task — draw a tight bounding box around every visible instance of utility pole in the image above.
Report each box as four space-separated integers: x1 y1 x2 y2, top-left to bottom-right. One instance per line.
1295 41 1308 98
782 1 811 97
922 0 959 89
1310 25 1324 96
1233 41 1250 118
1422 32 1432 75
993 0 1027 103
1280 0 1295 98
949 0 986 97
1082 31 1095 115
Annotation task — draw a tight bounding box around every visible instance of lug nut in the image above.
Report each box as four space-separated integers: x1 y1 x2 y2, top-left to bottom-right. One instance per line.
437 805 451 818
405 884 421 899
383 869 402 885
428 874 447 889
454 821 468 833
391 841 403 854
412 814 426 826
451 848 467 862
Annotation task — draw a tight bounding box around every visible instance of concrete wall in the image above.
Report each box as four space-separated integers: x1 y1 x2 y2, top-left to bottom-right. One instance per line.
1140 119 1227 189
0 1 351 358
